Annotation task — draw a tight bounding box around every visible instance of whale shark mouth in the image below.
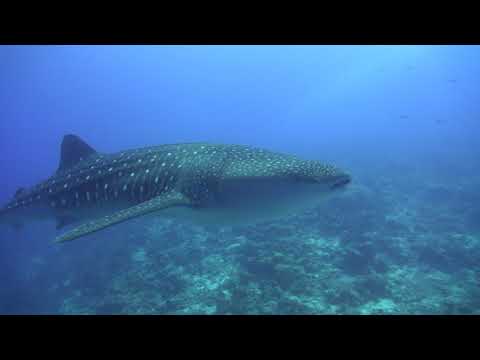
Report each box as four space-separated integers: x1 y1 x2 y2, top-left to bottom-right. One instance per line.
330 175 351 189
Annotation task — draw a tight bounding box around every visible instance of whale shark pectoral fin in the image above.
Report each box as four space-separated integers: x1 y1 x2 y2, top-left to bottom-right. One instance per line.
53 191 191 243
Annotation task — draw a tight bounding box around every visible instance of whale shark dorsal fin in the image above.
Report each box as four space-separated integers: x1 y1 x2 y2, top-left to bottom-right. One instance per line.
53 191 191 243
57 134 97 172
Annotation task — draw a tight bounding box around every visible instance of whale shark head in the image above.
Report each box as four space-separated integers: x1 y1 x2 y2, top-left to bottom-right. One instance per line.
188 146 352 225
220 145 350 191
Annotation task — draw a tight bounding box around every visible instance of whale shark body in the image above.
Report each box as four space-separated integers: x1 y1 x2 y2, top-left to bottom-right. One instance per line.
0 135 351 243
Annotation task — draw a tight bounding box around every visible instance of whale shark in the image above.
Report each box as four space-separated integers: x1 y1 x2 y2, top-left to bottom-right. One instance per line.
0 135 351 243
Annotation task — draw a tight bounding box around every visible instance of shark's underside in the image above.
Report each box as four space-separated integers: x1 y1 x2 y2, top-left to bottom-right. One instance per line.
0 135 351 243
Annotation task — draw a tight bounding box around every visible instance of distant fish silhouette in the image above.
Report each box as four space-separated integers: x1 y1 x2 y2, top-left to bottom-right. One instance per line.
448 79 457 83
399 115 409 119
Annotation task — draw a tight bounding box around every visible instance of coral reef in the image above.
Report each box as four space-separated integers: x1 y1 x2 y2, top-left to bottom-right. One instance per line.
2 173 479 315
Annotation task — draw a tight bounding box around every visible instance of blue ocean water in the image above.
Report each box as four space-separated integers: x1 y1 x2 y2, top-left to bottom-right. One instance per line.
0 45 479 314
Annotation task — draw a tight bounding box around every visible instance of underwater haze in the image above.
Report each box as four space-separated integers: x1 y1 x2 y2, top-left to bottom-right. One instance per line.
1 45 479 314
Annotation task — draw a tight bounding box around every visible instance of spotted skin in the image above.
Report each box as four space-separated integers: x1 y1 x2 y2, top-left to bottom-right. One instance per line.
4 143 221 212
0 135 351 242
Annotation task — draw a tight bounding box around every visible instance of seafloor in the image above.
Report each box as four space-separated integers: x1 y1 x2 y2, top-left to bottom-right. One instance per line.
2 169 480 315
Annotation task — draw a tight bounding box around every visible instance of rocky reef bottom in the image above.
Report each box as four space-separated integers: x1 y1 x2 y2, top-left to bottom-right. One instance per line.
53 175 480 315
2 172 479 314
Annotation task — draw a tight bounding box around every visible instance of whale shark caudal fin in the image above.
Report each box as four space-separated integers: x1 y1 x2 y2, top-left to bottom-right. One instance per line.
53 191 191 243
57 134 98 173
